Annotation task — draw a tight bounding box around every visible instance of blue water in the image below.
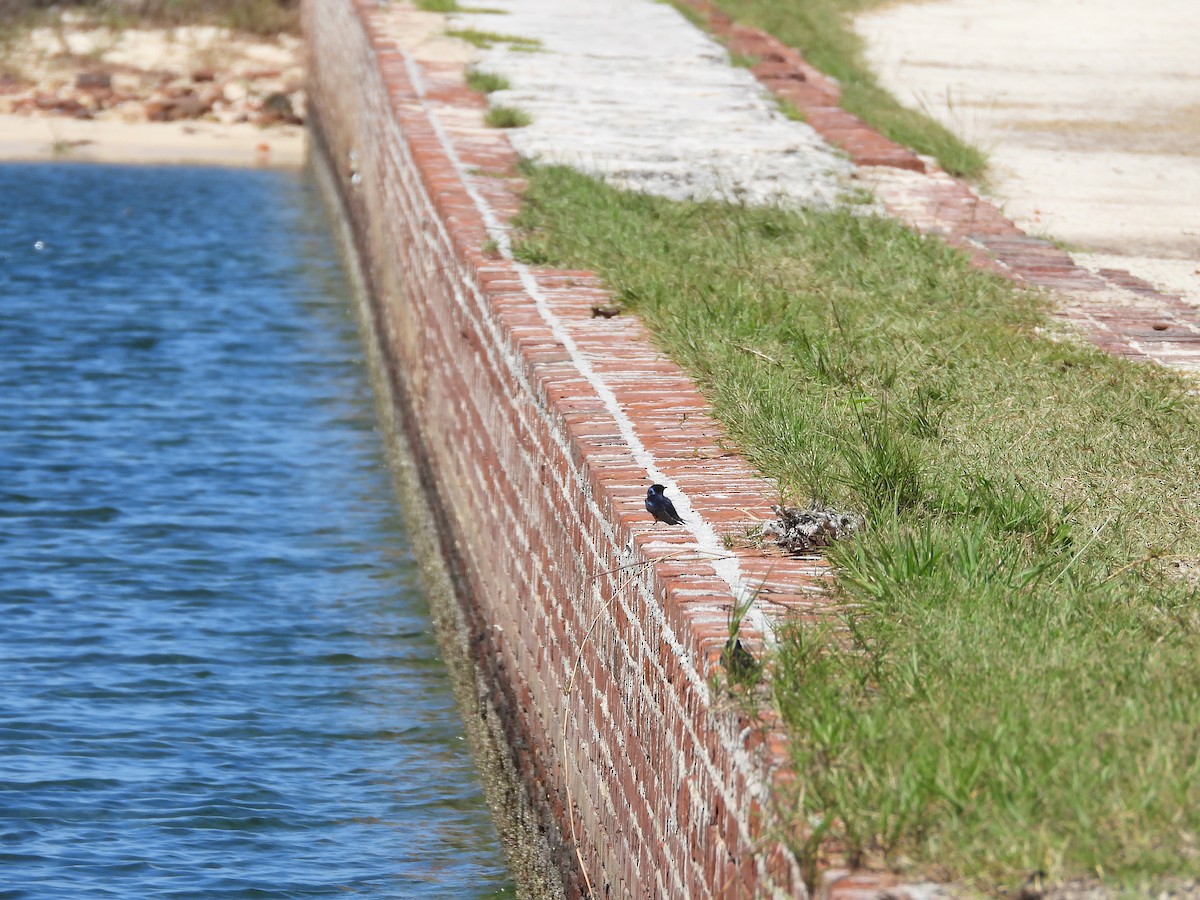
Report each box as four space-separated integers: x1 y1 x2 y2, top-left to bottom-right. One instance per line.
0 163 513 898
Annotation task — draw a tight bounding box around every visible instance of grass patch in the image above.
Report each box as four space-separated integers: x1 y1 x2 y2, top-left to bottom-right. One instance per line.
774 95 804 122
659 0 707 30
722 589 765 690
415 0 507 10
465 67 509 94
0 0 300 35
445 28 541 51
0 0 297 75
0 11 35 79
1036 231 1083 255
219 0 298 36
115 0 297 35
513 162 1200 891
680 0 987 179
484 104 531 128
467 166 517 178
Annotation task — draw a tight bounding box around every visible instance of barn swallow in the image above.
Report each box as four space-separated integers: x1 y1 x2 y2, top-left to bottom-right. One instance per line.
645 484 685 525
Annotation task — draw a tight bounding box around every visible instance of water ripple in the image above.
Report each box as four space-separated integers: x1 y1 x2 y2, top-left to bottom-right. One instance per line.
0 164 512 899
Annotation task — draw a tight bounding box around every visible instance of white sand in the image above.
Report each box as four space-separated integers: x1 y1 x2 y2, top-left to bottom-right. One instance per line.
0 115 305 168
855 0 1200 304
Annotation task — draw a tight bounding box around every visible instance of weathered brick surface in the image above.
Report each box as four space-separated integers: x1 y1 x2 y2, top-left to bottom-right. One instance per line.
302 1 840 896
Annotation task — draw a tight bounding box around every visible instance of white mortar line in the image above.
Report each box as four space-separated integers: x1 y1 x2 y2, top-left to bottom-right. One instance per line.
398 52 774 646
358 33 799 891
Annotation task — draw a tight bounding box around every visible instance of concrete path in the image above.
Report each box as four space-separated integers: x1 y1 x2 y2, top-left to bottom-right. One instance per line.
856 0 1200 307
393 0 1200 371
452 0 854 206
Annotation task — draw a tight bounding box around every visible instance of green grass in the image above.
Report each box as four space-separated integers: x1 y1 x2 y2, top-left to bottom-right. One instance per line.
512 162 1200 891
728 50 761 69
415 0 507 10
220 0 298 36
774 95 805 122
0 0 300 35
683 0 988 179
465 67 509 94
484 104 531 128
445 28 541 51
112 0 299 35
0 9 34 78
0 0 297 76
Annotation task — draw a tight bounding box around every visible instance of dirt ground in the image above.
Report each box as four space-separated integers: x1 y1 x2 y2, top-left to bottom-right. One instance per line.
855 0 1200 306
0 16 306 167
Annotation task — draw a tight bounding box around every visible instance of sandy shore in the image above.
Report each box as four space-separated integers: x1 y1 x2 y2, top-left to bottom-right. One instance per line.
0 18 306 168
0 114 306 168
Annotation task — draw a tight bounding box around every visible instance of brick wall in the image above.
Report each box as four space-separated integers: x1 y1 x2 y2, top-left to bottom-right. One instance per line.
302 2 835 896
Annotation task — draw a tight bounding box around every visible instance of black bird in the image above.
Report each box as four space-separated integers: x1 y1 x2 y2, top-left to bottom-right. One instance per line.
645 484 685 525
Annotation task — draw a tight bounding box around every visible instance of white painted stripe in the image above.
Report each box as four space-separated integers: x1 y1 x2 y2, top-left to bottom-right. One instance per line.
338 20 800 889
397 52 775 645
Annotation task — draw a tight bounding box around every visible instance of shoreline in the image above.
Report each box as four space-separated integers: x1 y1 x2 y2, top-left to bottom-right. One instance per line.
0 17 306 170
0 114 307 168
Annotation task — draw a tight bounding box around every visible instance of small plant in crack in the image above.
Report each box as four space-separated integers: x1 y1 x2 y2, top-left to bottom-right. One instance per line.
721 586 764 689
446 28 542 50
728 50 761 69
774 96 805 122
485 104 532 128
465 67 509 94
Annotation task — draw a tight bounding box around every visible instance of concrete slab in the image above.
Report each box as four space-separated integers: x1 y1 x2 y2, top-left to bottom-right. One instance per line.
446 0 855 206
855 0 1200 304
